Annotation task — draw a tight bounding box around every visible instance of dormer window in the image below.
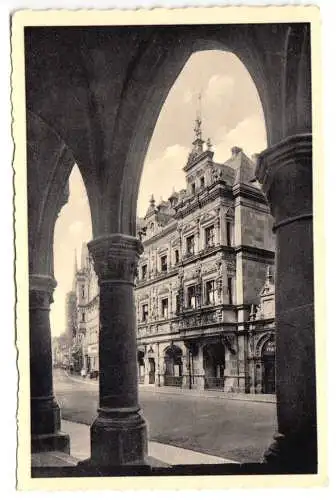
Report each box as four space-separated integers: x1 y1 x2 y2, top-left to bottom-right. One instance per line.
191 182 196 195
200 176 205 189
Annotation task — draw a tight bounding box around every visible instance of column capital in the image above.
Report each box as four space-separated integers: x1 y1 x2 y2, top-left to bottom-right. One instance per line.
29 274 57 308
88 233 144 284
255 134 312 228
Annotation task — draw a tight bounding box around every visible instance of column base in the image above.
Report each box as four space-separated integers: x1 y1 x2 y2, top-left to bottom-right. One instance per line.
262 431 318 473
31 396 70 454
31 432 70 454
87 409 148 466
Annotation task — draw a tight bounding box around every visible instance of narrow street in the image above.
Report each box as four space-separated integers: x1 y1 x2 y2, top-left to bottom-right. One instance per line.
54 369 277 463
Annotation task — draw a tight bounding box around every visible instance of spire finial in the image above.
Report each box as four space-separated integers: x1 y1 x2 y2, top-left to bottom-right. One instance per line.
72 249 78 292
194 91 202 141
74 249 78 273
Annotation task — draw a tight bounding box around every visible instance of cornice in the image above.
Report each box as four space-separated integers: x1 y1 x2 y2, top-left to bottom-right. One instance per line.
135 267 179 290
175 182 233 218
235 245 275 261
142 220 178 246
232 184 268 205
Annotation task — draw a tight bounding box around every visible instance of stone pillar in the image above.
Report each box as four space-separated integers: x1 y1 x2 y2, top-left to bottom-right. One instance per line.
195 343 205 390
30 274 70 454
86 234 148 466
256 134 316 472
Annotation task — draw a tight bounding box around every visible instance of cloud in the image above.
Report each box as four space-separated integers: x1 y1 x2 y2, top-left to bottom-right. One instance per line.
137 144 189 217
183 89 194 104
213 114 267 163
204 74 235 104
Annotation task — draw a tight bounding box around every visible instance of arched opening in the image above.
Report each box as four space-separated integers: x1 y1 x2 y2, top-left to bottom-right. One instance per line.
137 50 267 218
203 342 226 390
51 165 94 378
147 347 156 385
137 349 145 384
261 337 276 394
163 345 183 387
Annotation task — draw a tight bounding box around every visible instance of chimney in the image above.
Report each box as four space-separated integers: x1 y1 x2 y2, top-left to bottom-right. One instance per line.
231 146 242 157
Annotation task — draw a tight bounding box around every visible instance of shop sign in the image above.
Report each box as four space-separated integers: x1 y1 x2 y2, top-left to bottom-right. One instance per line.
263 340 276 354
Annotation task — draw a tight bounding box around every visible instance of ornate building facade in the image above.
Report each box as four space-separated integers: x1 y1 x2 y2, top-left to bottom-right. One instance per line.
70 119 276 394
134 120 276 393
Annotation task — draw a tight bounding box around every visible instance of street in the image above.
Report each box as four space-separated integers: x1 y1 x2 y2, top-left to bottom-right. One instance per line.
54 368 277 463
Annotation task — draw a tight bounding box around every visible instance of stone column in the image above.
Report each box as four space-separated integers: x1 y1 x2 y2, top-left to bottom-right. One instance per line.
256 134 316 472
86 234 148 466
30 274 70 454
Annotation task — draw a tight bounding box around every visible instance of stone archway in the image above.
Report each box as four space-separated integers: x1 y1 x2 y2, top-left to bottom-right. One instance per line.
137 348 145 384
203 342 226 390
23 20 315 471
163 344 183 387
261 337 276 394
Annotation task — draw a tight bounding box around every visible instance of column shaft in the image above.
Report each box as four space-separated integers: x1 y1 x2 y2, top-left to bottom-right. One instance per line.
84 234 148 466
30 274 70 454
256 134 317 472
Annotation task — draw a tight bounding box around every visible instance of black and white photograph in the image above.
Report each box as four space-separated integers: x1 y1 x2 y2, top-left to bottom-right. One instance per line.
11 6 326 489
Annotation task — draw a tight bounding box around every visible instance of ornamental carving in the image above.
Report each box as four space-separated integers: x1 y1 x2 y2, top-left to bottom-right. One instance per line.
200 211 216 225
30 289 53 309
88 234 143 283
29 274 56 308
182 221 197 234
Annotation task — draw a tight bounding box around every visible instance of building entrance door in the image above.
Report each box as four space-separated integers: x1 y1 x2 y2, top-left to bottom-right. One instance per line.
261 339 276 394
148 358 155 384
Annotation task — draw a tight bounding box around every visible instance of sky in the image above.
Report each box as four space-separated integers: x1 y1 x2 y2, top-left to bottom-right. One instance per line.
50 49 267 338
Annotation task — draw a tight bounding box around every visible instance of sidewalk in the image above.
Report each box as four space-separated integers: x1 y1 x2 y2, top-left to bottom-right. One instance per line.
61 419 239 466
65 371 276 404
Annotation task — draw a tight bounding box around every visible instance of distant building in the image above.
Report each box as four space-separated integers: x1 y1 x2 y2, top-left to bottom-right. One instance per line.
69 116 276 393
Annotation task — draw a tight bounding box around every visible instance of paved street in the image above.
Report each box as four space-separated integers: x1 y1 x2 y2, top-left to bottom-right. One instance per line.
54 369 277 463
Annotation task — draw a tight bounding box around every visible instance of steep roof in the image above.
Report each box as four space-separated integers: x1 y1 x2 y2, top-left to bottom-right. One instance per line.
224 146 256 186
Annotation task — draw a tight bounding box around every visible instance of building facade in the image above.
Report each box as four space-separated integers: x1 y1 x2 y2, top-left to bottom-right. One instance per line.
70 120 276 393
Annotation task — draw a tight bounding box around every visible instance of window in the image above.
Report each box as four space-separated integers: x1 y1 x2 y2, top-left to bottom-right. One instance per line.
200 176 205 189
186 235 195 255
187 285 196 309
226 221 232 247
141 264 147 280
175 294 180 314
191 182 196 195
142 304 148 322
228 277 233 304
205 280 215 305
81 312 85 322
175 249 179 265
81 285 85 298
205 225 215 248
161 298 168 319
161 255 168 272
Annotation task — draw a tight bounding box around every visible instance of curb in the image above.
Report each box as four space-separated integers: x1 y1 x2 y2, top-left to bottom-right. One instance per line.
60 370 275 404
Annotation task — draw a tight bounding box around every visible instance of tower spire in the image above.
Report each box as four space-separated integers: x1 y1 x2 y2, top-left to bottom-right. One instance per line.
72 249 78 292
191 91 204 155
